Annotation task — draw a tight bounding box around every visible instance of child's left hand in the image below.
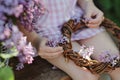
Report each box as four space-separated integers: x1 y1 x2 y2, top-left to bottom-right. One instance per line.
82 3 104 28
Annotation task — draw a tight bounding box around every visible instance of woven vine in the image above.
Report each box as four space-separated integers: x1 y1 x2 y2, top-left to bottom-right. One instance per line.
60 18 120 74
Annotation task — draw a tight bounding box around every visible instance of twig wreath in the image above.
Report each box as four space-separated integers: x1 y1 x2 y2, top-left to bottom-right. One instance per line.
60 18 120 74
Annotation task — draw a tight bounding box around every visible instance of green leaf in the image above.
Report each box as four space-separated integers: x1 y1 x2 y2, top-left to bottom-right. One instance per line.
0 67 14 80
0 52 18 59
0 61 5 68
0 47 18 59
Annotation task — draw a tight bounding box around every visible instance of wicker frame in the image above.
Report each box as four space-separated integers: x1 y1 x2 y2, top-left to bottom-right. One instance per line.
60 18 120 74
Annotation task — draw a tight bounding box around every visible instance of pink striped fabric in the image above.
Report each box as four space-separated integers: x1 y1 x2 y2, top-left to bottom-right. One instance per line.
34 0 104 46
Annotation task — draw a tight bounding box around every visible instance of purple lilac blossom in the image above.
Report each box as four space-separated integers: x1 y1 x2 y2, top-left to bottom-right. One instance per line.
19 0 46 31
16 63 24 70
0 0 44 69
98 50 120 66
78 45 94 60
2 22 35 65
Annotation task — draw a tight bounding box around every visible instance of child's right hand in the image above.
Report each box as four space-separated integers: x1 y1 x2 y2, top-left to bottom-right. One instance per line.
38 38 64 60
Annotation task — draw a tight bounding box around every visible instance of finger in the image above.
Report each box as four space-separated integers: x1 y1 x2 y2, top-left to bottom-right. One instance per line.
87 19 101 26
88 18 100 24
89 13 104 24
41 46 63 53
84 12 91 19
88 17 103 24
83 12 92 23
86 23 100 28
40 38 48 46
40 50 63 57
51 50 63 57
40 50 63 59
40 55 54 59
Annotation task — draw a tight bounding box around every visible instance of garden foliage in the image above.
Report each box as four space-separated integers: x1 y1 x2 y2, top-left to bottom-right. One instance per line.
95 0 120 26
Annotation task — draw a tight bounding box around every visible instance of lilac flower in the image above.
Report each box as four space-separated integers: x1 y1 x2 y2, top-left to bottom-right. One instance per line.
16 55 34 70
98 50 120 66
78 45 94 60
25 55 34 64
0 20 5 26
0 5 6 13
18 52 34 64
0 21 35 68
2 0 18 7
0 34 6 41
16 36 35 64
16 63 24 70
99 50 111 62
4 39 14 48
14 5 23 17
19 0 46 31
3 27 11 38
17 37 27 51
0 21 12 41
0 0 44 70
0 13 7 20
23 43 35 56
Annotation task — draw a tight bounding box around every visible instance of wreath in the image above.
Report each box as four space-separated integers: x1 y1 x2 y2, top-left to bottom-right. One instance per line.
60 18 120 74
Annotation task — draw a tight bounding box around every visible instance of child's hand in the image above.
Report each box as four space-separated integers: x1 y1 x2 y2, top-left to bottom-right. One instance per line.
38 38 63 59
82 3 104 28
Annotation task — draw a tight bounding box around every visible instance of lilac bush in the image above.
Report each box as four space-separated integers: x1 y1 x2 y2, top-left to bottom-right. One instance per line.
0 0 46 71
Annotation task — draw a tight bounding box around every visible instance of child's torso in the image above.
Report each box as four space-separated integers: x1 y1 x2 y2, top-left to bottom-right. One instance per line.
37 0 77 27
35 0 83 45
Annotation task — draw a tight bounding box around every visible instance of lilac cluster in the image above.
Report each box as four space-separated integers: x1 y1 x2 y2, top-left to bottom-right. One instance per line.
17 37 34 64
78 45 94 60
98 50 120 66
19 0 46 31
0 0 45 69
0 0 23 41
16 37 35 70
0 0 46 33
0 0 23 17
1 21 35 66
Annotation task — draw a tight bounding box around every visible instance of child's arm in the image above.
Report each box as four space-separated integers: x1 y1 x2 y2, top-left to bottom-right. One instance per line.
17 23 42 50
17 23 63 59
77 0 104 28
77 0 94 10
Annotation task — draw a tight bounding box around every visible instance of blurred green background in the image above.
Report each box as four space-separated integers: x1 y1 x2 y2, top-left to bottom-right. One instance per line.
94 0 120 26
